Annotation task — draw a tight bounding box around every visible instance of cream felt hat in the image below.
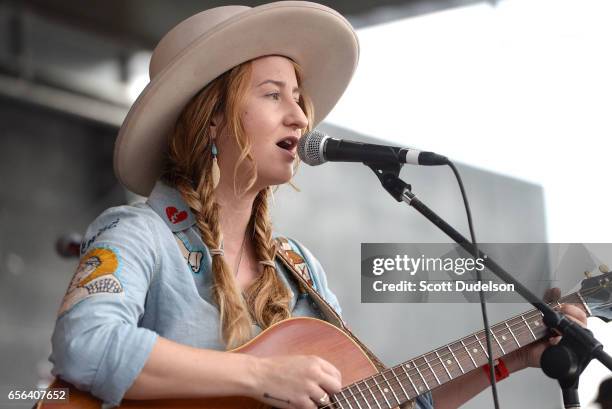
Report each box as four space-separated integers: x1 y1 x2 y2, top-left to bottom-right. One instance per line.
114 1 359 196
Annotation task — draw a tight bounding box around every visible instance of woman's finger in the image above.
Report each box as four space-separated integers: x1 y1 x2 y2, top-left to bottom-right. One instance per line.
309 385 332 408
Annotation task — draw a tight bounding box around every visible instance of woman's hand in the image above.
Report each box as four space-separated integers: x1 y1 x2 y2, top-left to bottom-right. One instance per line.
505 303 588 371
248 355 342 409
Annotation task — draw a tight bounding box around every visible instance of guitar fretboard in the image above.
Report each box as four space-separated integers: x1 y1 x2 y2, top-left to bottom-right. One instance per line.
330 292 587 409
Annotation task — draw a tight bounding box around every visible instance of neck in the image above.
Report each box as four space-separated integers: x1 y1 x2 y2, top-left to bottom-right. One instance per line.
213 182 260 248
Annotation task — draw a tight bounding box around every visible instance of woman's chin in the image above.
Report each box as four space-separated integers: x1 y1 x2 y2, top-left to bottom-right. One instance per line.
259 169 293 188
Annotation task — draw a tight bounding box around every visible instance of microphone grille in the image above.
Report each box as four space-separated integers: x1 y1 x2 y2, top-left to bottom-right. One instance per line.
298 130 327 166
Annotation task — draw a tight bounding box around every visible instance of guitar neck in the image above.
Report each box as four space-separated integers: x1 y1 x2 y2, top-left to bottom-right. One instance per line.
333 291 590 409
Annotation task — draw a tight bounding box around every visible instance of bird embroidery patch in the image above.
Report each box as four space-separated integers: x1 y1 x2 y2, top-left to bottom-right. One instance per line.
58 247 124 316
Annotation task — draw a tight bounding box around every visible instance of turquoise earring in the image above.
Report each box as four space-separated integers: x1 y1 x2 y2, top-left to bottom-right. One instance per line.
212 142 220 188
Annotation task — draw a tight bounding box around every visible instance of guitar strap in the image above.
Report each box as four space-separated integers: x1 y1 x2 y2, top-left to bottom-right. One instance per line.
273 237 388 372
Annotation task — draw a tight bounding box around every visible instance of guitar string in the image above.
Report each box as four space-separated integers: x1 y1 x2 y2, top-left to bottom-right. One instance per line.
324 286 603 409
316 289 596 408
334 287 594 402
334 297 569 401
320 292 597 409
334 287 601 409
320 308 550 409
299 287 596 409
323 306 565 409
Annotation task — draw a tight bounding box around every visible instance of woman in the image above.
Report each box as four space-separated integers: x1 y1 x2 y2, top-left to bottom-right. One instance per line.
50 2 587 409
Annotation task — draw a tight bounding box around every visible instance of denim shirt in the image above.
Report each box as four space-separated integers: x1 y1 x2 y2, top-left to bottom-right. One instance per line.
49 181 434 409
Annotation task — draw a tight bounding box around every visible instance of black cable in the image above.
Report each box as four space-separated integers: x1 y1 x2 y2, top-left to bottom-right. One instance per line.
447 160 501 409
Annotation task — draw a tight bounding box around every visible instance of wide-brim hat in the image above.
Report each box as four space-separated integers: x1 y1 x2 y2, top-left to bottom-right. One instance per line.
114 1 359 196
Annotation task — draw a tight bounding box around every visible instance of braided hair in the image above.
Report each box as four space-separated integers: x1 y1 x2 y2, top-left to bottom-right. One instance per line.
162 59 314 349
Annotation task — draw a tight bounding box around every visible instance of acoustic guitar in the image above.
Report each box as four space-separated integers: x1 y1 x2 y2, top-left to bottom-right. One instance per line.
36 270 611 409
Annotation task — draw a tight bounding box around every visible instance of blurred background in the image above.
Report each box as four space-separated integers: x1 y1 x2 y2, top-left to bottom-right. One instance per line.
0 0 611 408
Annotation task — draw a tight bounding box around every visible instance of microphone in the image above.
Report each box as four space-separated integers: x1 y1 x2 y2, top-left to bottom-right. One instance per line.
297 130 448 167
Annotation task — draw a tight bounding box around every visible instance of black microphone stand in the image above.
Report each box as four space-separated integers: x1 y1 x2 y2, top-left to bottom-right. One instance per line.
366 161 612 408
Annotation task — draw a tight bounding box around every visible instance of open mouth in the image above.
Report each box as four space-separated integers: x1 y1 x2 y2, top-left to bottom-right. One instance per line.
276 136 298 151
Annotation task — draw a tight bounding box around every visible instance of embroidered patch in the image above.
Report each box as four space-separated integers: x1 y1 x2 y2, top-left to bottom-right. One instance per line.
80 218 120 254
275 238 313 287
165 206 188 224
187 251 203 273
174 236 203 274
58 247 123 316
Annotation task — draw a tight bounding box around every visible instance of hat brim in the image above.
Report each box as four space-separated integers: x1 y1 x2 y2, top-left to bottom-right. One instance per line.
114 2 359 196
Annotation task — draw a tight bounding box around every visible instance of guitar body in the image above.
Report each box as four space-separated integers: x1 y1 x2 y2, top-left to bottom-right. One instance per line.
37 273 607 409
37 261 610 409
37 317 380 408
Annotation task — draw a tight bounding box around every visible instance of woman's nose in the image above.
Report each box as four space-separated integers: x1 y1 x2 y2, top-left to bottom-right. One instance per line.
285 101 308 131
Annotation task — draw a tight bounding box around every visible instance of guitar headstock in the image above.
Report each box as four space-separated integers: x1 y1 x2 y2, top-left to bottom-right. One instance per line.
580 264 612 322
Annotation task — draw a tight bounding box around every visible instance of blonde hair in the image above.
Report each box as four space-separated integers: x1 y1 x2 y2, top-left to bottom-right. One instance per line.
162 58 314 349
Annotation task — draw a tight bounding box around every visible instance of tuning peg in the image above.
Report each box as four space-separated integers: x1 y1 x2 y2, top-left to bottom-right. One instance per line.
584 271 592 278
599 264 610 273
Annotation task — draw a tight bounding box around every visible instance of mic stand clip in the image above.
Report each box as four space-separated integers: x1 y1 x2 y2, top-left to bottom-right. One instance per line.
365 162 410 202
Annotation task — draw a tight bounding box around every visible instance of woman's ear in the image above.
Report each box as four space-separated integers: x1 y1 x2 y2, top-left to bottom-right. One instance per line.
210 113 222 140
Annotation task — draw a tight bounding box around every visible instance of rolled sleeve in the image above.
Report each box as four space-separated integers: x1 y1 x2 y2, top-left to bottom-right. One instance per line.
49 205 160 406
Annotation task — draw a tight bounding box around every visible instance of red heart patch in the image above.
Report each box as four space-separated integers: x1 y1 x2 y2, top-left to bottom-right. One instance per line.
165 206 188 224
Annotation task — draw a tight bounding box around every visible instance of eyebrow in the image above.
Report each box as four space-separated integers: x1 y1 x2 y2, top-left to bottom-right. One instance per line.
257 79 301 95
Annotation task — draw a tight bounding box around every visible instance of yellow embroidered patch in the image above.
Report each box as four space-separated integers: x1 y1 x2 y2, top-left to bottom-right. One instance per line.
58 247 123 315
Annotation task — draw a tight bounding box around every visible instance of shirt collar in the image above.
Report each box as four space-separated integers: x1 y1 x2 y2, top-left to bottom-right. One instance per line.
146 180 197 232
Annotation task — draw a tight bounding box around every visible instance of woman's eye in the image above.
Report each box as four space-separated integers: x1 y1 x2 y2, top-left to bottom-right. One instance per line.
265 92 300 104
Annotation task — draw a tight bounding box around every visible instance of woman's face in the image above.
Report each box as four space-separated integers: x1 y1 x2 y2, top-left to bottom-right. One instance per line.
215 55 308 191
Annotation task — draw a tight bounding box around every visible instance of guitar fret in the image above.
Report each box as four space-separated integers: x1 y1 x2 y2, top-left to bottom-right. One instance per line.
504 321 521 347
380 371 401 406
333 394 346 409
424 356 441 385
521 314 537 339
474 335 489 359
402 363 420 395
362 379 383 409
448 345 465 374
461 339 477 367
435 350 452 380
390 366 411 400
533 316 545 334
508 316 530 346
353 383 371 409
372 375 394 408
491 328 505 355
365 377 386 408
340 390 355 409
413 360 430 390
